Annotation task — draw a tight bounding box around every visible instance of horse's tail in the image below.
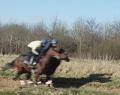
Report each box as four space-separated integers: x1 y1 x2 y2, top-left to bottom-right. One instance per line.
1 60 15 71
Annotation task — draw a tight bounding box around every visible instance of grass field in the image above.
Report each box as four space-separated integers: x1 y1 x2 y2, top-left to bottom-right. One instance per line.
0 55 120 95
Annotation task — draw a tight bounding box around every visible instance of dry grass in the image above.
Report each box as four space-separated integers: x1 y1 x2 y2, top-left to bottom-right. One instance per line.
0 77 19 91
56 58 120 78
0 55 120 95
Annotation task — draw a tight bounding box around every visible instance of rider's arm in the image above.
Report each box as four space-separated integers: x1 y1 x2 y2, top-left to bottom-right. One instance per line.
32 48 39 55
40 43 52 55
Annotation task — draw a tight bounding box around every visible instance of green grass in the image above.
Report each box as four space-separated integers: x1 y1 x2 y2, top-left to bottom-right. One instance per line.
0 87 119 95
0 91 16 95
0 70 14 77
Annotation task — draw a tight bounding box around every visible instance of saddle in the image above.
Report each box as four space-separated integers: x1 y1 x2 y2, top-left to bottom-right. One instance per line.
20 54 36 69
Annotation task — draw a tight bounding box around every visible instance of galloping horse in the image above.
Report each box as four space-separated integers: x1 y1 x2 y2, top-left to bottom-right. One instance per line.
1 48 69 85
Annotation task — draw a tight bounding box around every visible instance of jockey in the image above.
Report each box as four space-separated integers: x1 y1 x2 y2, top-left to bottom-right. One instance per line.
24 38 48 65
24 38 59 65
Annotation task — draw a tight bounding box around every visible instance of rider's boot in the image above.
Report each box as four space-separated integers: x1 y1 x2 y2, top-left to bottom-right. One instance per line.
24 60 30 65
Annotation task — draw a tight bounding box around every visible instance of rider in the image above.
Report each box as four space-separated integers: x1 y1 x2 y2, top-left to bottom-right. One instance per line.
24 38 59 65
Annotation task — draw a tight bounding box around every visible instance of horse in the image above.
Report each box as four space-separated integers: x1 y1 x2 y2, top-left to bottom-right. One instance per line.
34 48 70 85
1 47 69 85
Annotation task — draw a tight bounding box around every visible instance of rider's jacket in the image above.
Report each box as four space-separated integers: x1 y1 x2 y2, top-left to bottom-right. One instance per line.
27 40 42 55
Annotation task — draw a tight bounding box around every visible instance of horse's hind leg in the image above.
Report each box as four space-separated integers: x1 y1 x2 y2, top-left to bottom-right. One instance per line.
25 72 34 84
34 72 40 85
13 71 23 80
25 72 31 80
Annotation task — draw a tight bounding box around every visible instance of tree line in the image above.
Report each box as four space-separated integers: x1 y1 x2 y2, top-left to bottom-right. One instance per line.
0 18 120 59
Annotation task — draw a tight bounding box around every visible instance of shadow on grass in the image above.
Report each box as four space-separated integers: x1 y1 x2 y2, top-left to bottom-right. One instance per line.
53 73 112 88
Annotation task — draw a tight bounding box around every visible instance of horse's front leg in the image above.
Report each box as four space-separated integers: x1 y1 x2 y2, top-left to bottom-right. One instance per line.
34 70 41 85
34 64 43 85
45 75 53 87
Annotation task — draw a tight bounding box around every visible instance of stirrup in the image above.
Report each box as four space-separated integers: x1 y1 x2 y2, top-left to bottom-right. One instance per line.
33 62 36 65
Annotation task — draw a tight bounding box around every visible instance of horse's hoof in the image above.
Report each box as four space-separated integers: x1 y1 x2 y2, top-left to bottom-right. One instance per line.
27 80 34 84
45 80 52 85
37 81 42 85
45 80 53 87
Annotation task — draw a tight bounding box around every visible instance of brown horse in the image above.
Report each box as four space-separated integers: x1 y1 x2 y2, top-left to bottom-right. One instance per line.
34 48 70 85
1 48 69 85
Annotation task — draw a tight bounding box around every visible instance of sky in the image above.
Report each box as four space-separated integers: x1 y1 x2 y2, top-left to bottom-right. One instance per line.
0 0 120 25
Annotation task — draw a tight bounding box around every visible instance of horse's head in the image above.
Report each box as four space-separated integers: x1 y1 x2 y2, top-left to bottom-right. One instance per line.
58 48 70 62
46 48 70 62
